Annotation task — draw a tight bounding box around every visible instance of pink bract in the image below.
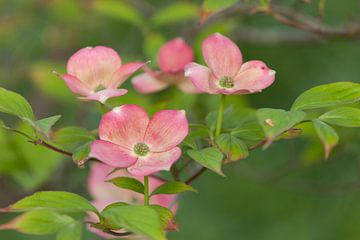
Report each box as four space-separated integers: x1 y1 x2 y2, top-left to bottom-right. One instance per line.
90 104 189 177
132 38 200 94
184 33 276 95
87 163 177 239
56 46 146 103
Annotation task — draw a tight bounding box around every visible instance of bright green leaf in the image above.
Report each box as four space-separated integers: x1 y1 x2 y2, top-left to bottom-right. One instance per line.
72 142 91 166
291 82 360 111
35 115 61 135
151 181 197 196
312 119 339 159
0 210 74 235
0 87 35 122
101 205 166 240
6 191 97 213
53 126 95 150
151 2 199 26
187 147 224 176
319 107 360 127
257 108 306 145
151 205 176 230
107 177 144 194
216 134 249 162
93 0 144 27
231 119 264 141
56 221 82 240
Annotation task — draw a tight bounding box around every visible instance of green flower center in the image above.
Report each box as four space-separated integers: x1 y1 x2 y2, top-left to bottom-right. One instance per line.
219 76 234 88
133 142 150 156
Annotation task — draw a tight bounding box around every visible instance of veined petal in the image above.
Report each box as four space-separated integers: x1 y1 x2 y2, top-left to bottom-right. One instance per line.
202 33 242 78
99 104 149 149
132 72 169 94
108 62 146 88
58 73 93 96
67 46 122 90
127 147 181 177
144 110 188 152
78 89 127 104
90 140 137 168
233 60 276 93
184 63 217 94
158 38 194 73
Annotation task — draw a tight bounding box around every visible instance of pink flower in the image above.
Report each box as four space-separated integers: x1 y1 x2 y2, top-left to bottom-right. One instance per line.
55 46 146 103
87 163 177 239
90 104 188 177
184 33 276 95
132 38 200 94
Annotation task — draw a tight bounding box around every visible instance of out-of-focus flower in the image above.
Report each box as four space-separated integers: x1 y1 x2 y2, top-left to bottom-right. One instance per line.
87 162 177 239
55 46 145 103
90 104 188 176
132 38 199 94
184 33 276 95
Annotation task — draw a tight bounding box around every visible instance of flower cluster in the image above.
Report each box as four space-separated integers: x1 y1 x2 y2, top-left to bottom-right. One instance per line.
54 32 275 238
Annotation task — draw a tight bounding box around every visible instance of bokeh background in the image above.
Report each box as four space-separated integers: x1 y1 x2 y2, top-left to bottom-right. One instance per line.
1 0 360 239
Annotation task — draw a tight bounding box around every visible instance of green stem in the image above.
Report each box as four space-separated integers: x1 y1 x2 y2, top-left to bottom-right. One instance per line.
144 176 149 206
215 94 226 137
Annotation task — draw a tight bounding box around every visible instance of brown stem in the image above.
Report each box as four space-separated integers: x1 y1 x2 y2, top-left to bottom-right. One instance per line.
29 139 72 156
186 167 207 184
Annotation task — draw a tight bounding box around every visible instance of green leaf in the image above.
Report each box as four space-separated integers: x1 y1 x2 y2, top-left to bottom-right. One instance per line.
216 134 249 162
312 119 339 159
151 181 197 196
231 119 264 141
0 210 74 235
319 107 360 127
187 147 224 176
151 2 199 26
291 82 360 111
151 205 176 230
35 115 61 135
257 108 306 145
107 177 144 194
93 0 144 27
72 142 91 166
0 87 35 121
5 191 97 213
101 205 166 240
56 221 82 240
203 0 238 11
53 126 95 150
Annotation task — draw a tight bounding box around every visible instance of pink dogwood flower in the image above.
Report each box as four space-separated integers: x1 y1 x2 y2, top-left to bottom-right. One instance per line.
90 104 188 177
132 38 199 94
87 162 177 239
55 46 145 103
184 33 276 95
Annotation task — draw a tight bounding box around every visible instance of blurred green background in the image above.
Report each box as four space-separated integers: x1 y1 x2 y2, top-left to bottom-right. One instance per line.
1 0 360 239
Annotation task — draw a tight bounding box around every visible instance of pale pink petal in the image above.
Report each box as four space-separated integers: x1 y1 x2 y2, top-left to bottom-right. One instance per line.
233 60 276 93
67 46 121 89
176 77 202 94
90 140 137 168
132 72 169 94
58 73 93 96
99 104 149 149
158 38 194 73
78 89 128 104
144 110 188 152
202 33 242 78
108 62 146 88
127 147 182 177
184 63 217 94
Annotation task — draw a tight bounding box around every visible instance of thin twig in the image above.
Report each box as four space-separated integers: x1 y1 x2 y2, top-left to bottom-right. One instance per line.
29 139 72 156
186 167 207 184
